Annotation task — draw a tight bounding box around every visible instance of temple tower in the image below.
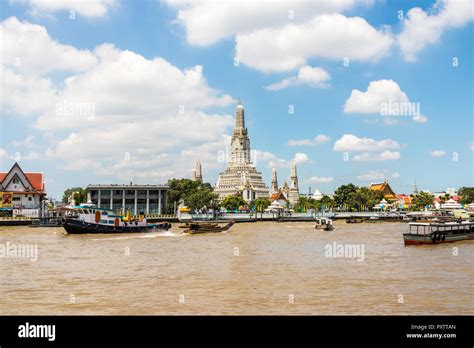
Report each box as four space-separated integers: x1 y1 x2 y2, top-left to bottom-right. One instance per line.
214 100 269 200
192 160 202 183
271 166 279 194
288 160 300 206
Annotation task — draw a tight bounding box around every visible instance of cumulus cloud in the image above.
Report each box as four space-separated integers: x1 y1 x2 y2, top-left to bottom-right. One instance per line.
333 134 400 152
288 134 330 146
356 170 400 181
1 17 236 182
1 17 97 76
397 0 474 62
167 0 365 46
265 66 330 91
236 13 393 72
307 176 334 184
344 79 428 123
352 151 401 161
430 150 447 157
293 152 309 164
333 134 401 162
254 150 309 168
21 0 117 17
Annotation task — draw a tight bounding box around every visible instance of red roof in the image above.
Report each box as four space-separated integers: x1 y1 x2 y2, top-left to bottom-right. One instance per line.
0 172 44 192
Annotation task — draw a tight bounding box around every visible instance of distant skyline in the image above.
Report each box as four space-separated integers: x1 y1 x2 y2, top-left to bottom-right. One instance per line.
0 0 473 200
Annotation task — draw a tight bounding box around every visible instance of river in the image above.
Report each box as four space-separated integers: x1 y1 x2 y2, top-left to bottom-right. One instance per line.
0 221 472 315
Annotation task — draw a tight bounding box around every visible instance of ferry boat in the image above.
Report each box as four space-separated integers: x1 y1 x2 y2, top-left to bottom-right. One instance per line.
315 217 334 231
61 204 170 234
403 221 474 245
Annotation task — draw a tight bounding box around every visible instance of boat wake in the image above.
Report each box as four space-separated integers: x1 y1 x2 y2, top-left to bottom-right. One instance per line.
91 230 182 241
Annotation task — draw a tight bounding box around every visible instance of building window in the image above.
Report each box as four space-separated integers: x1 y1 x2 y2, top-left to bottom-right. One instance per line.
28 197 32 201
13 177 19 184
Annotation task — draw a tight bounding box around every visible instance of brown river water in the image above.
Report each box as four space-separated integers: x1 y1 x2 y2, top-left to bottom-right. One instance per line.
0 221 472 315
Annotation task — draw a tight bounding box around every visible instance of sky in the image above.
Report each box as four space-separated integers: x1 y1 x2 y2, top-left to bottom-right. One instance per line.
0 0 473 200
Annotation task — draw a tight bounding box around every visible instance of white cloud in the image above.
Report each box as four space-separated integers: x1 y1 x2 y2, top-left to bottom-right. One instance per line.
352 151 401 161
307 176 333 184
1 18 236 182
288 134 330 146
413 114 428 123
391 172 400 179
357 170 400 181
357 170 386 181
333 134 400 152
1 17 97 76
236 13 393 72
470 142 474 151
167 0 365 46
344 79 408 114
22 0 117 17
168 1 390 72
430 150 447 157
344 79 428 122
293 152 309 164
265 66 330 91
254 150 309 168
397 0 474 62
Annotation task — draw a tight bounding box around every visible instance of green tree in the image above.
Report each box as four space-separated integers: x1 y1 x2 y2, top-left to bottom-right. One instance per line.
411 191 434 210
62 187 87 204
458 187 474 205
319 195 334 211
183 187 219 212
333 184 357 211
253 198 270 212
439 193 450 204
166 178 214 213
221 195 246 211
294 196 311 213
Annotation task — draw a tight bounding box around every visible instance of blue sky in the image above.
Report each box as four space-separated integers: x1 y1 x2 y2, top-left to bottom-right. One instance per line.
0 0 473 200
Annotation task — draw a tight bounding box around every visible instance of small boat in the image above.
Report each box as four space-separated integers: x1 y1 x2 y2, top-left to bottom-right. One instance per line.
346 217 364 224
365 216 383 223
403 221 474 245
61 204 170 234
315 217 334 231
182 221 234 234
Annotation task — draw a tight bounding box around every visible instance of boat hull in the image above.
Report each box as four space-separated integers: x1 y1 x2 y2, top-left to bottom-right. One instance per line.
62 219 170 234
403 232 474 245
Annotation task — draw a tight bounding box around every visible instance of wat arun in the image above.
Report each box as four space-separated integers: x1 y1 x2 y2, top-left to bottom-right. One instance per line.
214 100 269 201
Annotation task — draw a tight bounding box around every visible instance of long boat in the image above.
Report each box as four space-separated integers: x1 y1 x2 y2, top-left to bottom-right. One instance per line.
61 205 170 234
182 221 234 234
403 221 474 245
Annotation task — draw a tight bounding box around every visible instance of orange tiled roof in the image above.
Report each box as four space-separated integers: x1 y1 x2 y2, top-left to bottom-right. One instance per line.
0 172 44 192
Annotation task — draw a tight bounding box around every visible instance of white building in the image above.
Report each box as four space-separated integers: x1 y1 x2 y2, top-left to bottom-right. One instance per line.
0 162 46 217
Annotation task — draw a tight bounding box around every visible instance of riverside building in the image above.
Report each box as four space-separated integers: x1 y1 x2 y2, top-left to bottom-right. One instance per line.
86 184 169 215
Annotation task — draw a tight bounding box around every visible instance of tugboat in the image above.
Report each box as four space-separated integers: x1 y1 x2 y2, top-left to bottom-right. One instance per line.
61 204 170 234
403 221 474 245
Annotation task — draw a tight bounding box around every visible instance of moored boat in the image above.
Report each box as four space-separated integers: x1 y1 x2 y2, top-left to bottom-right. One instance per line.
403 221 474 245
346 217 364 224
182 221 234 234
61 204 170 234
